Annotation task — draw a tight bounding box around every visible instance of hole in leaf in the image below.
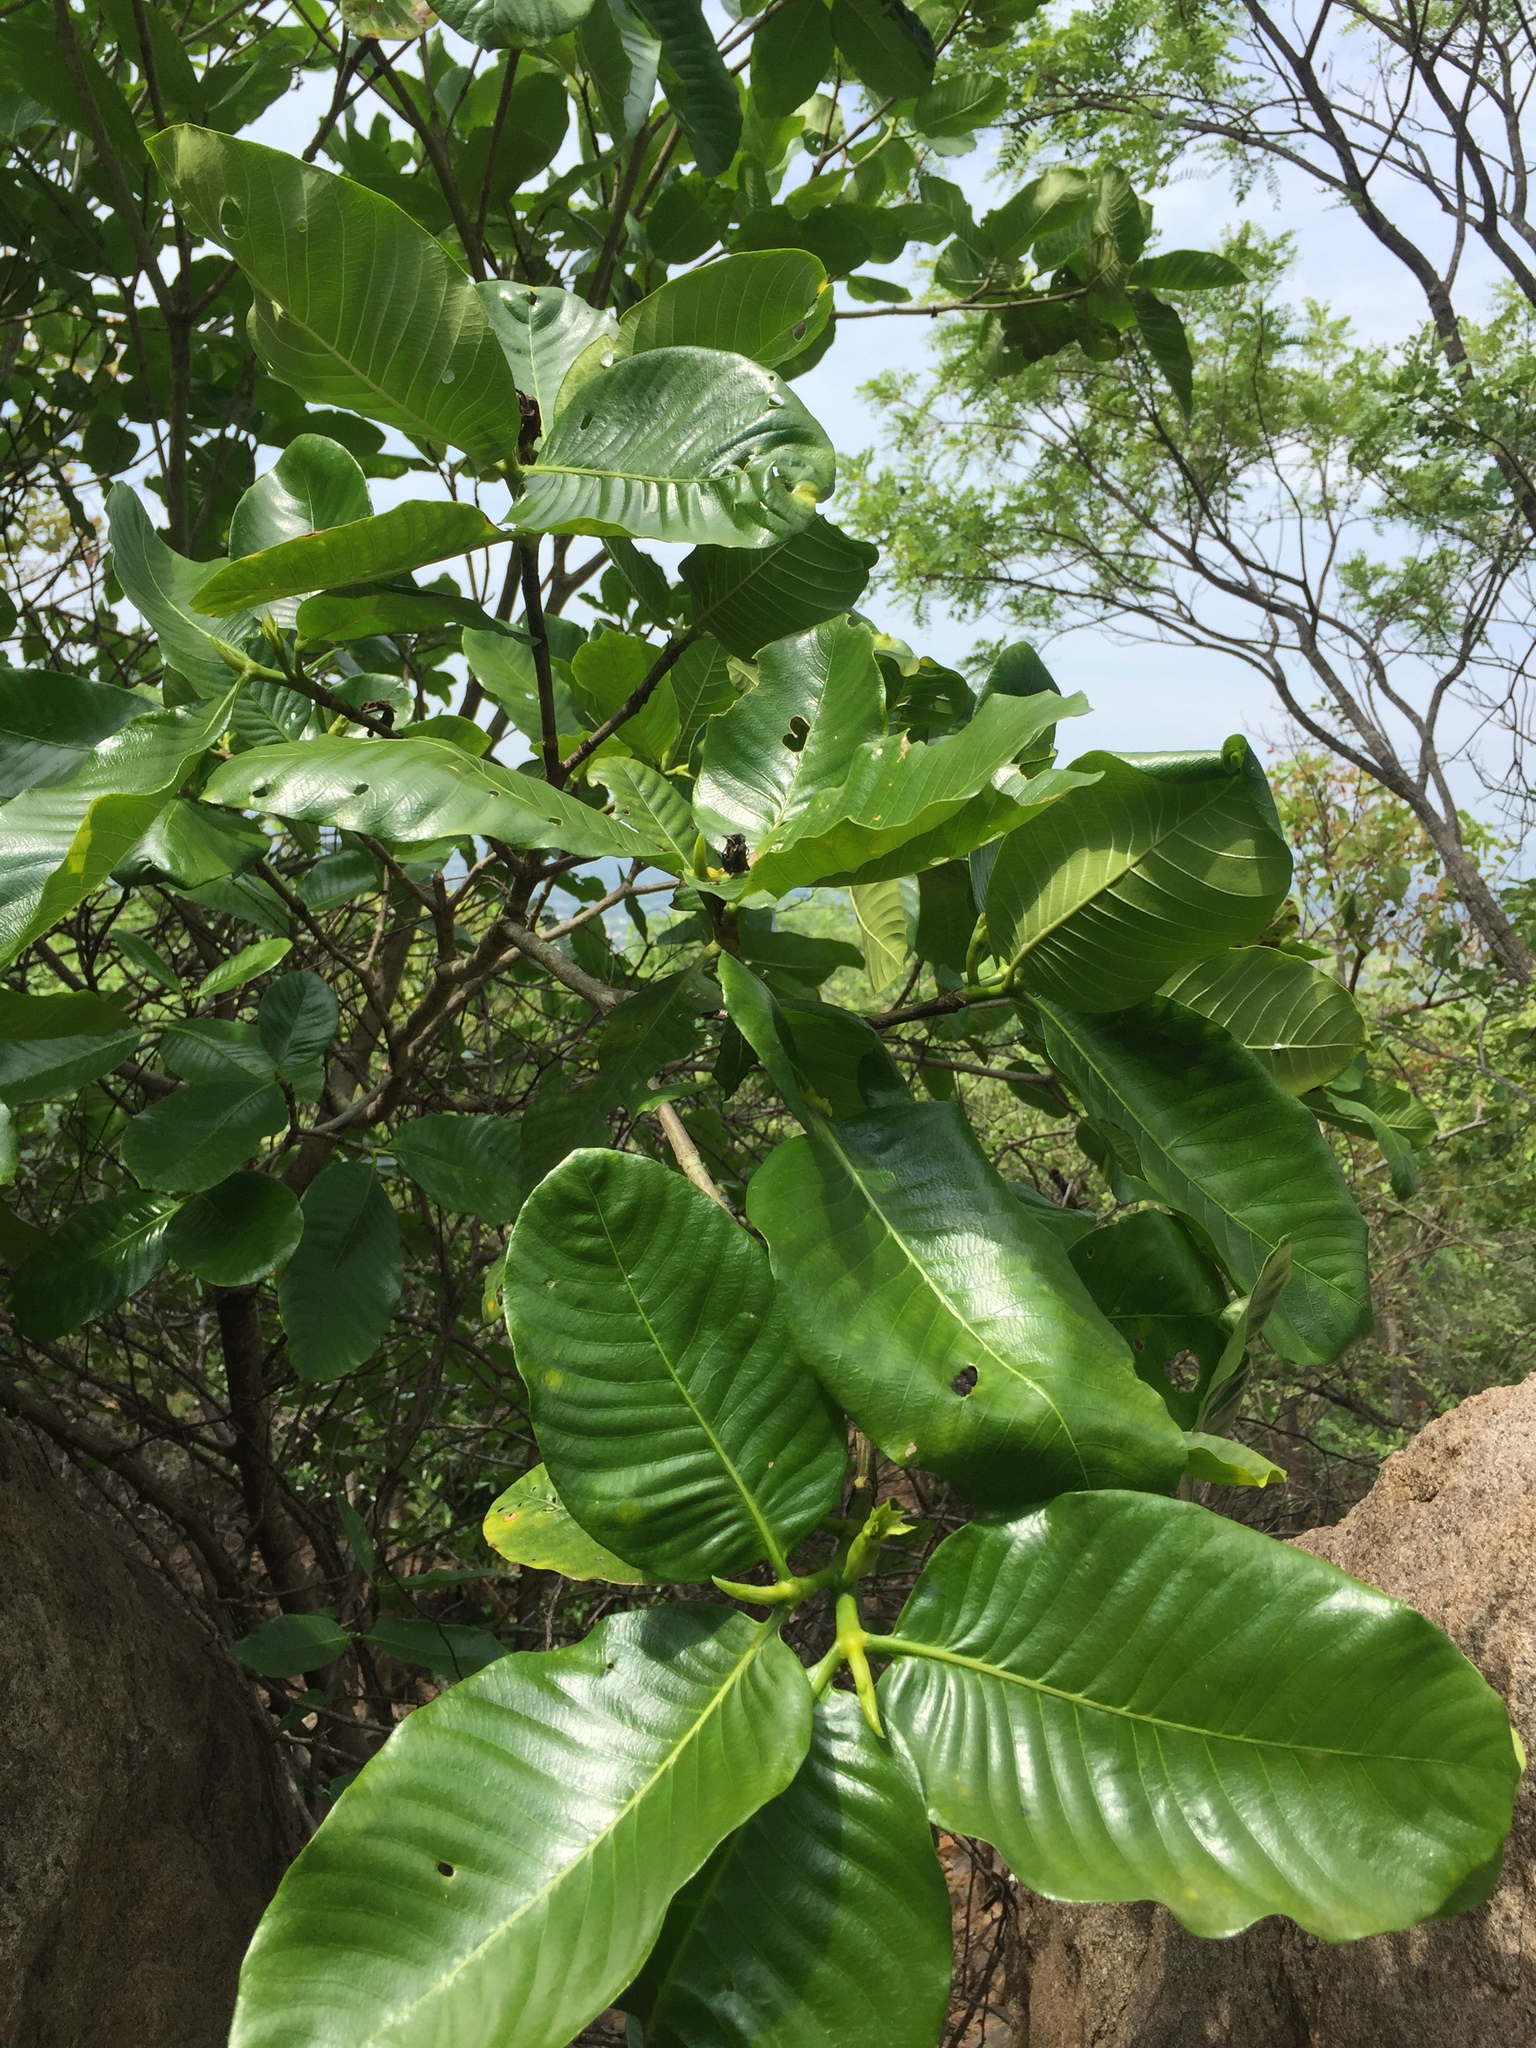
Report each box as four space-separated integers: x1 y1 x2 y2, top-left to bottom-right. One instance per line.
792 320 807 339
437 1861 455 1877
1165 1349 1200 1390
951 1366 978 1397
580 413 595 431
351 783 370 796
781 715 810 753
219 197 245 236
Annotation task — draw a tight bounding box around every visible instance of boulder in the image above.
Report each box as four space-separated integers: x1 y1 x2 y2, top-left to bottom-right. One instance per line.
1005 1376 1536 2048
0 1419 294 2048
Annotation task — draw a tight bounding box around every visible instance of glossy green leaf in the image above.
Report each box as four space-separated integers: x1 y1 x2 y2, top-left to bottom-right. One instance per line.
258 970 339 1092
988 739 1292 1010
204 736 668 862
1130 250 1248 291
392 1113 522 1224
194 502 501 616
478 281 616 427
734 984 1186 1511
161 1018 277 1086
365 1617 506 1680
10 1192 177 1340
296 584 506 643
434 0 598 44
278 1162 402 1382
196 936 293 1001
0 687 240 970
621 251 831 370
483 1464 650 1582
229 435 372 561
121 1073 288 1194
739 913 865 989
579 0 662 143
229 1606 812 2048
514 349 834 546
593 962 713 1110
0 991 140 1104
829 0 935 98
0 669 145 801
1161 946 1366 1094
880 1493 1518 1938
597 757 698 872
1132 289 1194 418
631 0 741 174
1068 1208 1228 1428
231 1610 350 1680
148 128 524 467
733 706 1095 899
164 1171 303 1285
913 70 1007 137
117 798 270 889
570 630 680 765
631 1691 952 2048
681 517 877 657
1184 1430 1285 1486
852 877 909 995
751 0 834 117
107 485 262 699
695 617 885 850
1039 996 1372 1366
507 1149 844 1579
461 628 584 741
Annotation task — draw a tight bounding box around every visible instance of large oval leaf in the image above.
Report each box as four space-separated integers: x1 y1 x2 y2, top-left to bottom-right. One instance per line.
228 434 372 561
988 739 1292 1010
680 516 877 657
629 1691 952 2048
229 1606 811 2048
631 0 741 174
106 484 264 699
278 1161 402 1382
1038 996 1371 1366
147 128 524 467
622 250 831 369
513 348 834 547
1161 944 1365 1094
0 668 144 801
746 1095 1187 1512
164 1171 303 1286
10 1191 176 1340
121 1075 288 1194
435 0 598 44
477 280 616 427
483 1464 650 1582
392 1113 523 1225
506 1148 845 1579
1068 1207 1227 1427
193 502 502 616
879 1493 1519 1940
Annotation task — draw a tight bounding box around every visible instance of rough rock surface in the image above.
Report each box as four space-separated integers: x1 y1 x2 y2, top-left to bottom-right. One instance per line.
0 1419 293 2048
1005 1376 1536 2048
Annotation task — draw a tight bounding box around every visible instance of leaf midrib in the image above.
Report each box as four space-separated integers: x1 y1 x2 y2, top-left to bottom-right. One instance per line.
359 1618 781 2047
876 1632 1498 1767
821 1129 1091 1486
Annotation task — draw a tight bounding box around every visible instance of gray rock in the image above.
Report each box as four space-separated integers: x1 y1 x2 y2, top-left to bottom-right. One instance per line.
1005 1376 1536 2047
0 1420 293 2048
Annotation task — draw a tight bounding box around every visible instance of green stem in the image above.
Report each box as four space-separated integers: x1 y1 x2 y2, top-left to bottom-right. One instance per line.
837 1591 883 1737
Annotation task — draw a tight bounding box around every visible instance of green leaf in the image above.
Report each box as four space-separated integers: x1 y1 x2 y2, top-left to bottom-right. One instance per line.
164 1171 304 1285
392 1113 523 1225
1161 946 1366 1095
461 628 584 741
507 1150 845 1579
681 517 878 657
161 1018 277 1085
0 687 240 969
258 970 339 1093
743 1091 1188 1510
630 1692 952 2047
1129 250 1247 291
695 616 885 850
483 1464 651 1581
1131 288 1194 418
620 251 831 370
434 0 598 45
231 1610 350 1680
579 0 662 143
10 1192 177 1340
1068 1208 1227 1428
570 630 680 766
1039 997 1372 1366
596 757 699 873
147 128 524 467
593 961 713 1111
107 484 263 700
196 937 293 1001
278 1162 402 1382
513 349 834 546
751 0 834 118
912 71 1007 138
230 435 372 561
204 736 668 863
117 798 270 889
630 0 742 175
0 669 145 801
297 585 508 643
1183 1430 1285 1486
194 502 502 617
121 1074 288 1194
365 1617 507 1680
880 1494 1518 1937
852 876 909 995
477 281 617 428
229 1606 812 2048
829 0 935 98
987 739 1292 1010
0 988 140 1105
